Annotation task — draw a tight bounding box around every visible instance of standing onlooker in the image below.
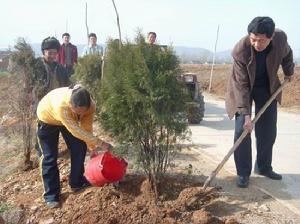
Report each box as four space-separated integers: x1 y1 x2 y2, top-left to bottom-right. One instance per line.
81 33 103 57
225 16 294 188
147 32 157 45
34 36 70 101
57 33 78 76
34 37 71 157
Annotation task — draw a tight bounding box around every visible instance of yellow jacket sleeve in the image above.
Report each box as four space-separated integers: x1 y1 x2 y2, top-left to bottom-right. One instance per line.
58 107 102 150
80 102 95 133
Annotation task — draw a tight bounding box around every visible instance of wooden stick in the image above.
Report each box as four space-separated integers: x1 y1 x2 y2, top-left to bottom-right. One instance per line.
85 2 89 43
208 25 220 93
203 79 289 190
112 0 122 49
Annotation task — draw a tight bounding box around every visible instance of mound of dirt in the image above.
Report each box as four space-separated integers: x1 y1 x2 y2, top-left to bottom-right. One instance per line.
0 152 239 224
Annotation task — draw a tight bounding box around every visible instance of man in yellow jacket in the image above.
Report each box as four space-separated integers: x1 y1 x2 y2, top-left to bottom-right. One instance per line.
37 86 112 208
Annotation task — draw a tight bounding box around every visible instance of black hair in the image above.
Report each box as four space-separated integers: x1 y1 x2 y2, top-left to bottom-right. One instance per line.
70 87 91 108
62 33 70 38
247 16 275 38
88 33 97 38
148 32 157 38
41 36 60 54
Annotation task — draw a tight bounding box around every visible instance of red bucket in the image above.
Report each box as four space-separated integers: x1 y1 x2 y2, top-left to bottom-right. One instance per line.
84 151 127 187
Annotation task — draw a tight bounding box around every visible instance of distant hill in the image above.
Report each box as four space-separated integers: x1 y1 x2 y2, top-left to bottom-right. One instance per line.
174 46 232 64
173 46 211 64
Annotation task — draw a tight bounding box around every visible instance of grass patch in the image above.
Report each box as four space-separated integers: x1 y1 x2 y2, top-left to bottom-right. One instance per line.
0 201 11 213
0 71 11 77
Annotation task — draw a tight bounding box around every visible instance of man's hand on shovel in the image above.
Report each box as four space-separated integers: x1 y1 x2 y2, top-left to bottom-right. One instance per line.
284 75 294 82
243 115 254 133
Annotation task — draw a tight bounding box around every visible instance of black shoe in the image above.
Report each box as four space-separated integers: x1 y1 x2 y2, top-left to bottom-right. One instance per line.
71 182 91 192
46 201 60 209
255 170 282 180
236 176 249 188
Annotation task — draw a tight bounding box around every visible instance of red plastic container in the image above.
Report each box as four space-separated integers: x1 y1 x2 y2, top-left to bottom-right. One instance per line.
84 151 127 187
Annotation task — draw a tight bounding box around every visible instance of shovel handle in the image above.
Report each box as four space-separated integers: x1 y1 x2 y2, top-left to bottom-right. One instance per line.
202 80 289 190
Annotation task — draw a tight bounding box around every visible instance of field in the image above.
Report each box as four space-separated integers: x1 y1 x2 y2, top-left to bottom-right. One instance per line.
181 64 300 111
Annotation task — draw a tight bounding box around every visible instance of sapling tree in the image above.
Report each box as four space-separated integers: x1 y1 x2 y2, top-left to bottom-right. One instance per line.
9 39 37 170
100 33 188 196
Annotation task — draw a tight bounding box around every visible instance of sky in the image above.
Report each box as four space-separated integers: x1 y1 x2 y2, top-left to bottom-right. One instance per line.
1 0 299 56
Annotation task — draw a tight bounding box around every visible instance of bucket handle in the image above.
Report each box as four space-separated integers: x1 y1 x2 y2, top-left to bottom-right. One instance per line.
97 151 110 169
97 152 128 168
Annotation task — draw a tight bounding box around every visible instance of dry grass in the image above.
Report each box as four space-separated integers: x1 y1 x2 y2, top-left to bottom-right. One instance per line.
181 64 300 111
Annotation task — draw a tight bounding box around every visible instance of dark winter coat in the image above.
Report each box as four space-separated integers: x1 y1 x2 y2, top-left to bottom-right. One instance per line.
34 58 70 101
225 29 294 119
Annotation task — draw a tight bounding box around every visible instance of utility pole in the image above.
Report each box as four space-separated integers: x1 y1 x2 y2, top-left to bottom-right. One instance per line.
85 2 89 44
66 19 68 32
208 25 220 93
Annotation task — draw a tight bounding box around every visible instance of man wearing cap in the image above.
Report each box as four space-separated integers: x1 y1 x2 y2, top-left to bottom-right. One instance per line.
81 33 103 57
34 36 70 101
226 16 294 188
33 37 71 157
57 33 78 76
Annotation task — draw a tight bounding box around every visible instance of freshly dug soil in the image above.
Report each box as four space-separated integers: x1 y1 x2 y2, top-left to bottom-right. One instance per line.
0 161 237 224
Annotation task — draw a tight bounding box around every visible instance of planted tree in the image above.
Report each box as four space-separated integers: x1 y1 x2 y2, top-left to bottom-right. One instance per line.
72 54 102 106
9 39 37 170
100 34 188 196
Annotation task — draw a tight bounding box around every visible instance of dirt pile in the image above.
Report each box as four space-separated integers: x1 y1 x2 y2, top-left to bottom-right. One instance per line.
0 149 239 224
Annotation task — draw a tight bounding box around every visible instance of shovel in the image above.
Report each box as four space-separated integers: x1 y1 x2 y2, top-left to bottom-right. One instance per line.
202 79 289 190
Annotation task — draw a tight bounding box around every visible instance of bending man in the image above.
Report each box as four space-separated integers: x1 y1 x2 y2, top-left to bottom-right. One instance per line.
37 86 112 208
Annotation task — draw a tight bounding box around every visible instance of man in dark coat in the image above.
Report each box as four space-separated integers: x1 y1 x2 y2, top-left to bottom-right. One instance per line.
33 37 71 157
225 16 294 188
34 36 70 101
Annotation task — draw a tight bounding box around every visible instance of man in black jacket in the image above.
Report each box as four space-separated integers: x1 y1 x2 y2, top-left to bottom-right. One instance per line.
34 37 70 101
225 17 294 188
34 37 71 157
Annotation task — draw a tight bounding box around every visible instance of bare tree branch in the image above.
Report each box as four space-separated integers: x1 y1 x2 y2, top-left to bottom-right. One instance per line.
111 0 122 49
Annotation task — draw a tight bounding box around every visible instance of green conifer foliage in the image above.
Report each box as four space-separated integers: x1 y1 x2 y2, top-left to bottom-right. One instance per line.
100 34 188 194
9 38 37 170
72 54 102 106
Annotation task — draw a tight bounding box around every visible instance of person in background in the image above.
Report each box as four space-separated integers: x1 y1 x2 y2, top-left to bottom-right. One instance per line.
36 86 113 208
33 37 70 157
57 33 78 76
225 16 294 188
34 36 70 102
81 33 103 57
147 32 157 45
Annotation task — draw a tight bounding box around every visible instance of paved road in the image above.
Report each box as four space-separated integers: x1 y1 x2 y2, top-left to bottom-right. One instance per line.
189 93 300 216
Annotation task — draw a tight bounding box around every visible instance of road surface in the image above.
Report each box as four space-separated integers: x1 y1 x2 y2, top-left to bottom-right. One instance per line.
189 93 300 217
